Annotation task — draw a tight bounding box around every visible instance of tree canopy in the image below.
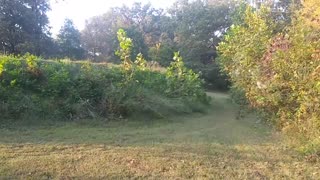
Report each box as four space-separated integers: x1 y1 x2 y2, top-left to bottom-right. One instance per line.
57 19 84 59
0 0 301 91
0 0 51 55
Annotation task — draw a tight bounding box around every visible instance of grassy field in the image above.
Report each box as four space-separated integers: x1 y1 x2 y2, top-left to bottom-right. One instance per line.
0 92 319 179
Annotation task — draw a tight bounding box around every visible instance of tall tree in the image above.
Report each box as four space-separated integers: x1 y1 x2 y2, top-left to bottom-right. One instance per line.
81 5 153 62
57 19 84 59
163 0 236 90
81 11 119 61
169 0 234 65
247 0 302 30
0 0 28 54
113 3 165 47
0 0 51 55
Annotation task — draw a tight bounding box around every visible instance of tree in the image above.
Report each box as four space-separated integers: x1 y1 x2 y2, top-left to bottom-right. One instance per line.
243 0 302 31
57 19 84 59
124 27 149 60
113 2 165 47
158 0 235 90
24 0 51 55
218 1 320 152
81 11 120 62
81 5 152 62
169 0 234 65
80 0 235 89
0 0 51 55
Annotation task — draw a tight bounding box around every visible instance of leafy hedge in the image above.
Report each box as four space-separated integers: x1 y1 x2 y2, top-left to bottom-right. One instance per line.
0 30 209 121
218 1 320 154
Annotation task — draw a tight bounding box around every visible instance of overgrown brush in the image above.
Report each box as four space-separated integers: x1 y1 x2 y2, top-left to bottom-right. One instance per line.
218 1 320 154
0 30 208 121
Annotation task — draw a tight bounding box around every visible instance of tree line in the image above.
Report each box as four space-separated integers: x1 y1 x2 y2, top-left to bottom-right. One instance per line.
0 0 298 90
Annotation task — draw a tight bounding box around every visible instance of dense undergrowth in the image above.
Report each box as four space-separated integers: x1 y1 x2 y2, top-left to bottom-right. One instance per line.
218 1 320 154
0 30 209 121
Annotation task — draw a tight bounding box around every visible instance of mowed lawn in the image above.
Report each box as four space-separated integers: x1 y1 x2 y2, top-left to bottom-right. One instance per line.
0 93 319 179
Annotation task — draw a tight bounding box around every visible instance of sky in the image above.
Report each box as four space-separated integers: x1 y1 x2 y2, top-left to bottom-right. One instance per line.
48 0 174 36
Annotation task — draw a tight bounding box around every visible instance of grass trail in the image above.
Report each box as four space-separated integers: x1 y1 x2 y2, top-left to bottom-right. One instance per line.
0 92 319 179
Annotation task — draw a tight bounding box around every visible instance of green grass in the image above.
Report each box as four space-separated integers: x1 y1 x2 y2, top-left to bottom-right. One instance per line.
0 92 319 179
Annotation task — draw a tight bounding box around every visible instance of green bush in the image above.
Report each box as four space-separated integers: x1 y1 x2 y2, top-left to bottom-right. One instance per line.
218 2 320 154
149 44 230 91
193 63 230 91
0 30 209 121
149 43 176 67
165 52 209 104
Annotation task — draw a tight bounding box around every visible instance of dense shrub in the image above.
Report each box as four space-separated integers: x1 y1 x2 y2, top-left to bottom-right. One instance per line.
218 1 320 153
192 63 230 91
0 30 209 121
149 43 176 67
165 52 208 103
149 44 230 91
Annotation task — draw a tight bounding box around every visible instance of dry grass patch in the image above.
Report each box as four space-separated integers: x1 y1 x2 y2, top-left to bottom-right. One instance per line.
1 143 319 179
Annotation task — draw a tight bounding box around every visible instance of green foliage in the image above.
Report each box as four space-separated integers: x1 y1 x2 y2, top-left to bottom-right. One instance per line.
229 87 248 107
125 27 149 60
134 53 147 71
81 11 119 61
116 29 134 71
166 0 234 91
57 19 85 60
190 63 230 91
0 29 209 121
81 3 162 62
166 52 209 104
81 1 234 91
218 2 320 154
0 0 51 56
149 43 176 67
